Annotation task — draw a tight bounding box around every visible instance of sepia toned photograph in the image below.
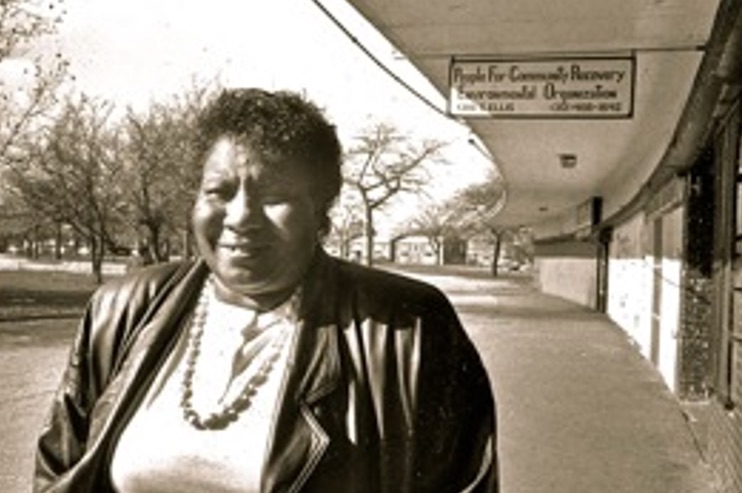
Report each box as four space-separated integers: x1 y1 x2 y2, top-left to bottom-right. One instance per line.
1 1 740 492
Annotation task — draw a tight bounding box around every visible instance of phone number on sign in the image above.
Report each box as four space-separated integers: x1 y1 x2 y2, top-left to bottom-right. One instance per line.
549 101 623 113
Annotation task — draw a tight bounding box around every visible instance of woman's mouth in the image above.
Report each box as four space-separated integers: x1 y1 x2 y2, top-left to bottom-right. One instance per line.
219 242 269 257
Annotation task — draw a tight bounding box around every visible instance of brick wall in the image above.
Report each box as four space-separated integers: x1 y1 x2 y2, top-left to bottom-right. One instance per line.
679 275 714 399
679 161 715 400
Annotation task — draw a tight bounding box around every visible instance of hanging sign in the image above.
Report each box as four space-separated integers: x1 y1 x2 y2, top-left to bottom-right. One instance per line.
448 56 635 118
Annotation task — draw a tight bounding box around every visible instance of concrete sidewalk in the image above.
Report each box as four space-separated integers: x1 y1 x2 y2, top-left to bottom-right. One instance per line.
406 269 719 493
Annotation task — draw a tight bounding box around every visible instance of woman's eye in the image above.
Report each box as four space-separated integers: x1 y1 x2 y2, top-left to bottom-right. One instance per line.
203 185 233 199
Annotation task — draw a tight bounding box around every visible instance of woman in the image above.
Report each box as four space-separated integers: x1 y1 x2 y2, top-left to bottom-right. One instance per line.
34 88 497 492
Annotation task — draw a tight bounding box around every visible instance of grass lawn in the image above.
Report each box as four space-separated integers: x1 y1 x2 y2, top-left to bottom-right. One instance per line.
0 270 109 347
382 262 496 279
0 262 524 347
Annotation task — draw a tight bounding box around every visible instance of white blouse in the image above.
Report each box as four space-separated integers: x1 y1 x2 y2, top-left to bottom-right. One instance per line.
110 283 298 493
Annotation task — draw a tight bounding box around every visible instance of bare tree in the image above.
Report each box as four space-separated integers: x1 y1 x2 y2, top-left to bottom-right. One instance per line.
343 122 446 266
449 175 507 275
7 94 128 282
401 202 461 264
122 83 215 262
0 0 67 255
0 190 58 257
328 191 364 260
0 0 66 162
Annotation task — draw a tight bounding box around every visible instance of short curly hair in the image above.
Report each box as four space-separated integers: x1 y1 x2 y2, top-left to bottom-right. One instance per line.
196 88 343 235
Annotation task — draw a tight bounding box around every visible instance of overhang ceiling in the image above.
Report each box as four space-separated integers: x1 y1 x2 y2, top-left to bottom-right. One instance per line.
344 0 723 236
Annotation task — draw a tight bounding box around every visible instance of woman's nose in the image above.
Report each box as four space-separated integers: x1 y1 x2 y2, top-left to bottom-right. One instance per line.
224 189 263 230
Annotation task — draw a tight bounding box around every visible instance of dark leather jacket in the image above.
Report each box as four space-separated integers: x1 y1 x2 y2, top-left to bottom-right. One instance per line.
34 251 497 492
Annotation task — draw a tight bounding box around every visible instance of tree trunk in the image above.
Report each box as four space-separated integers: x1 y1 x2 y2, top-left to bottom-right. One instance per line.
161 238 171 262
491 231 502 277
142 221 162 263
182 211 194 259
74 236 81 258
24 235 32 258
364 206 374 267
89 237 104 284
32 225 40 259
432 237 442 265
54 222 63 260
182 228 193 259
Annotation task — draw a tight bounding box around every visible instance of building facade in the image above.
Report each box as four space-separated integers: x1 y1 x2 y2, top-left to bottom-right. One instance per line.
534 16 742 488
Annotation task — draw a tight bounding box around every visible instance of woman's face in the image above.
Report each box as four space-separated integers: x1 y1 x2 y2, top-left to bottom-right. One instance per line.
192 136 320 306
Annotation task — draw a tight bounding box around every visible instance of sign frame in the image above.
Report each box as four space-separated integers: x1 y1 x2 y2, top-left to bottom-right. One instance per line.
448 55 636 119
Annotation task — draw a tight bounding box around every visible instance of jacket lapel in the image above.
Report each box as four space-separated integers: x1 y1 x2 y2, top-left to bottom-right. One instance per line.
262 251 346 493
86 261 207 465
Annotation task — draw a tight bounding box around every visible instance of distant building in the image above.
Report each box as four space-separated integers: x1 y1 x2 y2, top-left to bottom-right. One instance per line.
442 236 467 265
466 234 495 267
346 236 390 264
391 235 439 265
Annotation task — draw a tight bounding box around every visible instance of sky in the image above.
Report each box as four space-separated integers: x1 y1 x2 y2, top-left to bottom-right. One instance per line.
13 0 495 230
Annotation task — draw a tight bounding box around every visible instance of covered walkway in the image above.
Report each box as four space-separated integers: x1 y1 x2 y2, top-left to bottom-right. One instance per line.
402 268 718 493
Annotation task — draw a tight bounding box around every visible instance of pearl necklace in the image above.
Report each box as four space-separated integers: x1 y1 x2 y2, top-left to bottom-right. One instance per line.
180 278 292 430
